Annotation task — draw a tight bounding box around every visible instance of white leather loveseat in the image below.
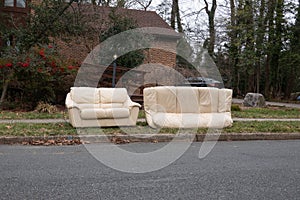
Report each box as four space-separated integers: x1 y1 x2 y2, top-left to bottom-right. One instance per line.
143 86 233 128
65 87 141 127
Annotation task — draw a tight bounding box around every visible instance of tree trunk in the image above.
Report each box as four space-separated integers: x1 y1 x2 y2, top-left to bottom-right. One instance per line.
0 80 9 108
255 0 266 94
117 0 126 7
272 0 284 98
171 0 183 32
229 0 239 96
204 0 217 57
264 0 276 98
171 0 176 30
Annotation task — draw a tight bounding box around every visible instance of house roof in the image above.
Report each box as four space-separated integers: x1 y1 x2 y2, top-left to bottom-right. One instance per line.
70 4 181 38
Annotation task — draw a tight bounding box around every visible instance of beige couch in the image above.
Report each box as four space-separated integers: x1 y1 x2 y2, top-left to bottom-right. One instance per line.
65 87 141 127
143 86 233 128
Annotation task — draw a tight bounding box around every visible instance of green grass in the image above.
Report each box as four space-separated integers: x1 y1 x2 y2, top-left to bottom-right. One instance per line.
0 121 299 137
0 105 299 137
0 123 76 137
0 110 66 120
1 105 299 120
231 106 300 119
223 121 300 133
138 111 146 119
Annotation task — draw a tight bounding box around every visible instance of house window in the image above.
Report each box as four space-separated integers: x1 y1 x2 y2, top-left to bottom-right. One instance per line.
4 0 26 8
4 0 14 7
16 0 26 8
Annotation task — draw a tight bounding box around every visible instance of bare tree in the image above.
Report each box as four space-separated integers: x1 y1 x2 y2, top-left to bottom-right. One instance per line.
203 0 217 56
171 0 183 32
91 0 111 6
132 0 152 10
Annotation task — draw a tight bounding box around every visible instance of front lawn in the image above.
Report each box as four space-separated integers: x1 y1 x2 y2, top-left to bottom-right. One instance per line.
0 110 66 120
0 104 299 137
0 123 76 136
0 121 299 137
1 105 299 120
231 106 300 119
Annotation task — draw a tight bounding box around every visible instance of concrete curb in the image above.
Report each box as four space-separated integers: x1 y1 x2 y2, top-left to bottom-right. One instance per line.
1 133 300 145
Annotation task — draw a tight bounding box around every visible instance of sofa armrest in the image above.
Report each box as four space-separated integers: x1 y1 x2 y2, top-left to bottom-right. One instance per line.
65 93 80 109
124 96 141 109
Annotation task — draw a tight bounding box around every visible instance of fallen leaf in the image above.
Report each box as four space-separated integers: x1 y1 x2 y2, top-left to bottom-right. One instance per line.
5 125 13 129
111 137 131 144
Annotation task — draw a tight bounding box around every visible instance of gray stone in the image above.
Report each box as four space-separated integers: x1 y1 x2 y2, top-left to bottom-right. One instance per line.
243 93 266 107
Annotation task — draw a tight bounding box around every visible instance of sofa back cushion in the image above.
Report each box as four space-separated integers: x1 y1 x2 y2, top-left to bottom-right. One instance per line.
176 87 199 113
100 88 128 104
218 89 232 112
198 87 219 113
155 86 177 113
143 87 157 112
70 87 100 104
144 86 232 114
80 108 130 119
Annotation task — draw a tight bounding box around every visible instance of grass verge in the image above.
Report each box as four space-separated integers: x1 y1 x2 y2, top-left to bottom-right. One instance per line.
0 121 299 137
231 106 299 119
0 123 76 137
0 111 66 120
1 105 299 120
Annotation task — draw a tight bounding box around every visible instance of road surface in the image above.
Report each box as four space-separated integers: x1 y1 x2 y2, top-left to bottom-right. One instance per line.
0 141 299 199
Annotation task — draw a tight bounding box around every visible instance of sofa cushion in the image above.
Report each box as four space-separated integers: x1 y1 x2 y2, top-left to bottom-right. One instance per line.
70 87 100 104
76 104 101 110
198 87 219 113
100 88 128 103
176 87 199 113
100 103 125 109
143 88 157 112
155 86 177 113
218 89 232 112
80 108 130 120
152 112 232 128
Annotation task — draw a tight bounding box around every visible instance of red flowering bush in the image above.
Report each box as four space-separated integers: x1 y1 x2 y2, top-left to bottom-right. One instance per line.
5 63 13 68
0 45 79 110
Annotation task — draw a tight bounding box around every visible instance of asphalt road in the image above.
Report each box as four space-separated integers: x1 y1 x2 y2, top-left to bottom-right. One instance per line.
0 141 299 200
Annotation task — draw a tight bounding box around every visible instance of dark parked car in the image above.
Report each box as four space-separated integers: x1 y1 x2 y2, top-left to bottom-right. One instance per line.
182 77 223 88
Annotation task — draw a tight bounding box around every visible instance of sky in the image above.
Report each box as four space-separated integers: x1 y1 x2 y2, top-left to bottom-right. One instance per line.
145 0 223 43
143 0 299 42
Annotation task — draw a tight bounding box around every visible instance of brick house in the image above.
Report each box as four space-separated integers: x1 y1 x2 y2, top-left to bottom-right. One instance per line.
1 1 181 104
58 5 181 69
0 0 29 46
0 1 180 68
64 5 181 100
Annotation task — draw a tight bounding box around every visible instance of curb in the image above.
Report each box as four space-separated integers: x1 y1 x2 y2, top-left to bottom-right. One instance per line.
1 133 300 145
